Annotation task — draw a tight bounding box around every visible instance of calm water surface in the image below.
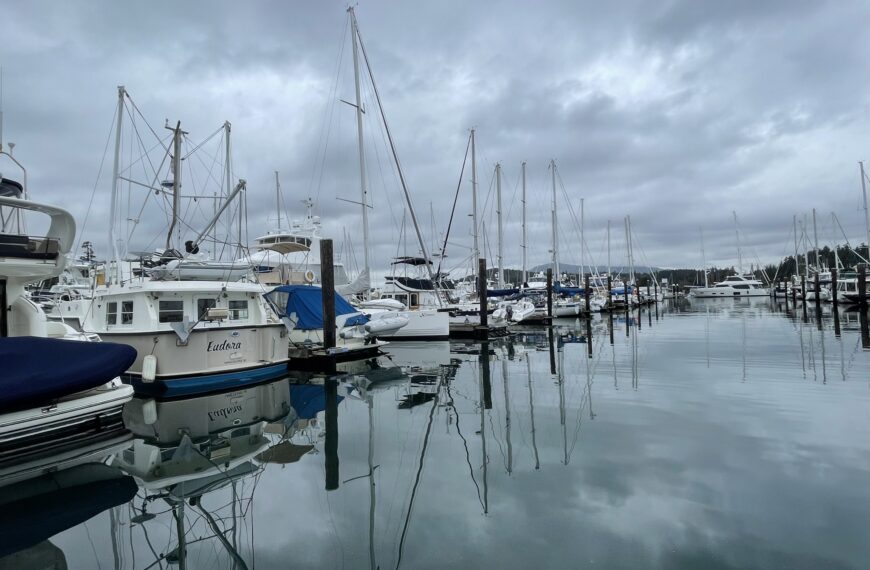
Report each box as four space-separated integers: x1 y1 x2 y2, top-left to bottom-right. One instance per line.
4 299 870 569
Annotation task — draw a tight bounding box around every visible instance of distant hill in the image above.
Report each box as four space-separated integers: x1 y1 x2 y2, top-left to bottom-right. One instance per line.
529 262 660 275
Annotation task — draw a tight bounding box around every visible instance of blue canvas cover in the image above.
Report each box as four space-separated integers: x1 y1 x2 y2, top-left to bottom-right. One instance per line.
486 288 520 297
553 282 586 296
266 285 368 330
0 337 137 413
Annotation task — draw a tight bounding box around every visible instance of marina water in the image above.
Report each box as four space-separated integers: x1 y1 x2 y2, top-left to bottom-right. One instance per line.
9 298 870 569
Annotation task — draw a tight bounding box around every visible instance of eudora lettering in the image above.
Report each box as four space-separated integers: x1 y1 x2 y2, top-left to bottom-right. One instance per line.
207 339 242 352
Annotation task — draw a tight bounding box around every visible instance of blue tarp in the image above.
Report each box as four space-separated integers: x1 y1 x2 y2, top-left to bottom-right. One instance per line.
266 285 368 330
610 286 634 295
553 282 586 296
487 288 520 297
0 337 136 413
289 383 343 419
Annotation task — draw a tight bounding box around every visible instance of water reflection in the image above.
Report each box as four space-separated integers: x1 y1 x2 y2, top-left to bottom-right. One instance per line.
3 300 870 568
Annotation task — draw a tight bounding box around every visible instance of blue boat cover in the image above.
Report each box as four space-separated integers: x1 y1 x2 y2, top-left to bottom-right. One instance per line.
553 282 586 296
486 288 520 297
610 286 634 295
265 285 368 330
0 337 137 413
290 383 343 419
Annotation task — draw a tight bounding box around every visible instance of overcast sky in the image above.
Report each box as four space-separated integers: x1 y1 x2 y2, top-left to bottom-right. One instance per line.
3 0 870 275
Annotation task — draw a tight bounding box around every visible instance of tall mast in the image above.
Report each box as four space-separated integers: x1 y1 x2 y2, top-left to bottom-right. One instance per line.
607 219 611 277
349 7 371 296
108 86 126 285
791 214 801 277
521 161 527 284
471 128 479 276
860 162 870 252
224 121 235 255
801 216 810 276
733 210 742 274
700 227 708 287
624 216 632 285
275 171 282 229
165 121 183 251
496 162 504 288
550 159 559 281
812 207 820 271
580 198 585 281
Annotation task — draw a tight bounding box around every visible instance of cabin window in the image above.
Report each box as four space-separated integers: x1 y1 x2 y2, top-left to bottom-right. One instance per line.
394 294 408 305
106 302 118 325
197 298 217 320
733 285 750 290
229 300 249 320
121 301 134 324
159 300 184 323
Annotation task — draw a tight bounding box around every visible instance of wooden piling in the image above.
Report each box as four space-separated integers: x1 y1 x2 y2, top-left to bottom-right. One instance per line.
607 275 613 310
646 282 651 305
813 272 821 310
478 258 488 329
783 280 789 310
801 275 808 321
858 263 867 306
320 239 336 351
653 281 658 304
831 268 838 307
546 268 553 318
584 275 591 314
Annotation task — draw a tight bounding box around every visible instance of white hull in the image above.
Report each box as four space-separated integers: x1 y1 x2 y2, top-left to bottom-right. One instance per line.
379 308 449 339
0 382 134 445
690 288 770 298
98 325 288 379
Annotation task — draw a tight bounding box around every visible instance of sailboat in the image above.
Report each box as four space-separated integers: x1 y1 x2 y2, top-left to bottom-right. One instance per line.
340 7 450 339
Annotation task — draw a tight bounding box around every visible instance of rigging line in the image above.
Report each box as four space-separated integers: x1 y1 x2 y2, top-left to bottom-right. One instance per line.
435 132 471 278
122 102 164 183
189 131 228 198
394 375 443 570
182 123 225 159
75 106 117 253
126 93 170 153
308 15 348 201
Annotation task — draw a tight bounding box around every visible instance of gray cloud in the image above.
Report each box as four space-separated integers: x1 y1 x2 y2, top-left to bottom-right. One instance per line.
3 0 869 276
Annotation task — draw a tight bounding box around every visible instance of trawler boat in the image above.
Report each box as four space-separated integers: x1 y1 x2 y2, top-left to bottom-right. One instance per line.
688 275 770 298
0 180 134 450
79 88 292 397
837 276 869 304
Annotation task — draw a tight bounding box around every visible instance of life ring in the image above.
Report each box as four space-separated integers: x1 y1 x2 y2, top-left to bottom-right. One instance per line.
304 270 316 283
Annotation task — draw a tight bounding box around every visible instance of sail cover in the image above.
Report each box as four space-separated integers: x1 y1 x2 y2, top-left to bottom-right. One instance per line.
265 285 368 330
0 337 136 413
336 268 370 296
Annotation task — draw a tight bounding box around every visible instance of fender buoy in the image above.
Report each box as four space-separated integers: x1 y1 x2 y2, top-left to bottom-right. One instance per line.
304 270 316 283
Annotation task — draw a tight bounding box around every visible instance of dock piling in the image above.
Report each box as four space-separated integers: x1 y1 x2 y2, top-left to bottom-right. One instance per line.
478 258 488 330
831 268 838 308
858 263 867 306
320 239 336 351
546 268 553 318
584 275 591 314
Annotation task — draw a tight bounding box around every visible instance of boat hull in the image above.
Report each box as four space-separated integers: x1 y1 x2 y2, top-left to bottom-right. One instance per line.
125 362 289 398
380 309 449 340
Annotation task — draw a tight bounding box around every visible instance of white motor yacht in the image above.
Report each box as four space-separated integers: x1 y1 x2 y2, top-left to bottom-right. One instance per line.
689 275 770 298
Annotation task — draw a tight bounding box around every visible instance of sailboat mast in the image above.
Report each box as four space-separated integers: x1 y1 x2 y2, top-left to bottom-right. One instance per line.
496 163 504 288
860 161 870 252
521 161 527 284
801 216 810 276
275 171 282 228
108 85 125 285
166 121 183 251
700 227 708 287
793 214 800 277
733 210 742 274
550 159 559 281
349 7 371 294
607 219 611 277
812 207 820 271
580 198 585 281
624 216 631 286
627 215 635 284
471 128 479 275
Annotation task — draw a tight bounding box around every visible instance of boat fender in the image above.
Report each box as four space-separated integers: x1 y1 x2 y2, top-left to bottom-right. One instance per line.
142 355 157 383
141 399 158 425
304 270 316 283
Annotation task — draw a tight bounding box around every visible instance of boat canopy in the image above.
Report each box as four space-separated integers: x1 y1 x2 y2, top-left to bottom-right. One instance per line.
487 287 520 297
0 178 23 198
265 285 368 330
0 337 136 413
553 282 586 296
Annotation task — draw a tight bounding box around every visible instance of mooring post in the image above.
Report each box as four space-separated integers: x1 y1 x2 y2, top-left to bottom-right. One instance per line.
831 268 839 308
624 280 629 308
858 263 867 306
791 278 797 305
646 282 651 305
672 284 677 299
478 257 488 330
801 275 808 321
653 281 658 303
860 308 870 349
324 379 339 491
607 275 613 311
546 268 553 318
320 239 336 351
584 275 591 314
814 272 821 311
784 280 789 311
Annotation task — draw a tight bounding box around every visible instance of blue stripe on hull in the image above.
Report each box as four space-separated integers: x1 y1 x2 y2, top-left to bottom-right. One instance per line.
126 363 289 398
